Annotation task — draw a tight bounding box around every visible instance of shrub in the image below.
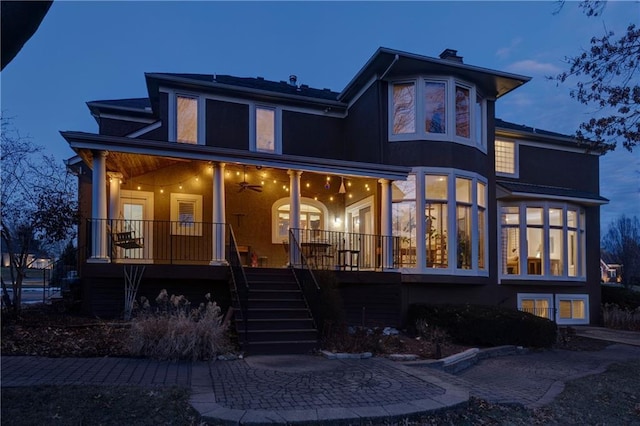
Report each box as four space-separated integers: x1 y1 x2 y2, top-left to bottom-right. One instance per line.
601 285 640 311
128 290 231 360
602 303 640 331
407 304 557 348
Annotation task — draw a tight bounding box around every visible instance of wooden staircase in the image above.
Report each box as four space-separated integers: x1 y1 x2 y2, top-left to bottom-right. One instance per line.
234 268 319 355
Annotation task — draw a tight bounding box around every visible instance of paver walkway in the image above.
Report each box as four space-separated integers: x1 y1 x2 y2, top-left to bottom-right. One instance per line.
3 330 640 424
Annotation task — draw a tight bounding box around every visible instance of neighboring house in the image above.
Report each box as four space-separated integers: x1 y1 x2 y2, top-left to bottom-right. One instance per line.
600 251 622 283
1 251 52 270
62 47 607 338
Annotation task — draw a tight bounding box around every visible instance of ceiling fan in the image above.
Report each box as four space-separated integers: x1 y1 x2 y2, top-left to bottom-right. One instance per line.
237 166 262 192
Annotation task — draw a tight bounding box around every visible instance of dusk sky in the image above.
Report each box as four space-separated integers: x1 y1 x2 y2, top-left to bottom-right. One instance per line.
2 1 638 233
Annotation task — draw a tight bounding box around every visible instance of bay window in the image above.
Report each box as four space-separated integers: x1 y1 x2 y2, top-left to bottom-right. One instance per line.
500 202 586 280
389 77 485 149
393 169 487 274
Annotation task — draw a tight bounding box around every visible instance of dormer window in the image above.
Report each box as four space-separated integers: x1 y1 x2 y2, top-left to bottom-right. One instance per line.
389 77 485 150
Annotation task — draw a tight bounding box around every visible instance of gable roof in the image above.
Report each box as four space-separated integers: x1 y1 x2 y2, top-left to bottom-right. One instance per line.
339 47 531 102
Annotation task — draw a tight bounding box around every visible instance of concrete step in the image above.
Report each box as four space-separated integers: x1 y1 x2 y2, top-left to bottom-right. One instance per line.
237 318 315 330
245 340 319 355
247 298 308 309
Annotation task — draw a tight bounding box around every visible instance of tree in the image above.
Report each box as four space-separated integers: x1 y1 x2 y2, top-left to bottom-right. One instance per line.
551 1 639 153
1 118 77 313
602 215 640 288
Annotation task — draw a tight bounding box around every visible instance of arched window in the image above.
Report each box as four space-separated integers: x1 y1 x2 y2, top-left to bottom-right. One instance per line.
271 197 328 243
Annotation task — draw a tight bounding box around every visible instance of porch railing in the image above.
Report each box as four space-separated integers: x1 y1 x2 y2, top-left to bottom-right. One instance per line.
519 307 557 321
291 228 400 271
227 224 249 345
86 219 226 264
288 229 320 331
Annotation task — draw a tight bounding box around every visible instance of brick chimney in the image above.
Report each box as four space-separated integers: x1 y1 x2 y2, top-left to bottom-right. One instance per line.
439 49 463 63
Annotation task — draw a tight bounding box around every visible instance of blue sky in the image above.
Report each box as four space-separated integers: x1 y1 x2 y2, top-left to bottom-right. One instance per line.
2 1 638 232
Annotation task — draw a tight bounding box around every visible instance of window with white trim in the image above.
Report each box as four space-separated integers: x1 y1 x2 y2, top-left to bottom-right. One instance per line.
495 139 517 175
517 293 554 320
556 294 589 325
392 169 487 274
176 95 198 144
252 105 281 154
500 202 586 279
170 193 203 236
271 198 328 243
389 77 485 149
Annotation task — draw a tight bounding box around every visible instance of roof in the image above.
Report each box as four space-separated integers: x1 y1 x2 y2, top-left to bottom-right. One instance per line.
144 72 346 114
86 98 153 122
497 180 608 205
339 47 531 102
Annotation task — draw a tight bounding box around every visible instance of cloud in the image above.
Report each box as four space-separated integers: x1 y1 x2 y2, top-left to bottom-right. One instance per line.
496 37 522 59
506 60 561 75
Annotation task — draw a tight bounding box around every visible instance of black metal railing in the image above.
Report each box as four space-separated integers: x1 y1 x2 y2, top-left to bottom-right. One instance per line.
227 224 249 345
86 219 227 264
519 307 556 321
291 228 400 271
288 229 320 331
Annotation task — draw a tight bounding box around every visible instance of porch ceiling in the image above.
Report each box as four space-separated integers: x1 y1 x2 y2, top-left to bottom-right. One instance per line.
77 149 188 180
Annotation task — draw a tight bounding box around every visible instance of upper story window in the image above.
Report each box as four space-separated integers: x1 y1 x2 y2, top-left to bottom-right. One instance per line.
176 95 198 144
389 77 485 150
495 139 517 176
252 105 281 154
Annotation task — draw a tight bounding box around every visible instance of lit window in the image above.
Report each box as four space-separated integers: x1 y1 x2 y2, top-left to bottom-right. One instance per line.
170 193 202 236
271 198 328 243
456 178 472 269
500 203 585 279
177 95 198 144
256 107 275 153
477 182 486 270
495 140 516 175
556 294 589 325
393 175 417 267
518 294 553 320
392 83 416 134
425 175 448 268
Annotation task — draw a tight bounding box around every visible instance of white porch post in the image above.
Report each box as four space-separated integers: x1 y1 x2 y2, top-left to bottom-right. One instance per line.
88 150 110 263
288 169 302 266
210 162 227 265
107 172 122 223
379 178 394 269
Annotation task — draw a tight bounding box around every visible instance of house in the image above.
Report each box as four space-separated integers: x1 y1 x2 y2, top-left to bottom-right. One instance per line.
62 47 607 352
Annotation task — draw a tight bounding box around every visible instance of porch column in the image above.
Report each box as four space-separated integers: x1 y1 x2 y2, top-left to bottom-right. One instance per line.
107 172 123 223
210 162 227 265
288 169 302 266
379 178 394 269
88 150 110 263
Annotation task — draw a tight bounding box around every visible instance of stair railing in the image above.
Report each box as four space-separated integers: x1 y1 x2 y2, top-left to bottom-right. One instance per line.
226 224 249 346
288 229 321 331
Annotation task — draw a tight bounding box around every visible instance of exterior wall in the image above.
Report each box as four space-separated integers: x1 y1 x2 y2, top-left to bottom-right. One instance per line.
144 92 169 141
282 111 344 159
80 263 230 318
206 99 249 149
343 82 383 163
517 145 600 192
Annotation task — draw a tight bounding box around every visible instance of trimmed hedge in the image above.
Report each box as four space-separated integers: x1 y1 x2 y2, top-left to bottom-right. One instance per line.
602 285 640 311
407 304 557 348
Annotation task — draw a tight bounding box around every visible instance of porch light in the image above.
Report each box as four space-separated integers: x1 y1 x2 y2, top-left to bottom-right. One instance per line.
329 196 334 201
137 186 141 190
339 177 346 194
334 216 342 225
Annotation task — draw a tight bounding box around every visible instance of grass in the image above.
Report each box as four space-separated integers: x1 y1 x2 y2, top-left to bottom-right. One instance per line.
2 359 639 425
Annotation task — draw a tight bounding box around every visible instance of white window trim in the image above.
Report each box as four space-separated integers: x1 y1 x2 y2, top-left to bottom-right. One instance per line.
250 103 282 154
388 76 486 153
170 193 203 236
555 294 590 325
397 167 488 276
167 90 205 144
498 201 586 282
517 293 554 320
495 138 519 178
271 197 328 244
